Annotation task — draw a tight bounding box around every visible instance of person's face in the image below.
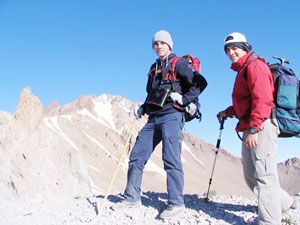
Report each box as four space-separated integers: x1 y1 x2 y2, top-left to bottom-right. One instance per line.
226 46 247 63
153 41 171 60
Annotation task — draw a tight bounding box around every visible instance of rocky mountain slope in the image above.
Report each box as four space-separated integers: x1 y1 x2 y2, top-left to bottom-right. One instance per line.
0 87 299 224
1 87 299 200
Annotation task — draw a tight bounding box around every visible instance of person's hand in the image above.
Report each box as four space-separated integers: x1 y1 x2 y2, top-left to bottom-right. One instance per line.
134 105 144 119
169 92 183 105
185 102 197 116
244 133 258 149
216 110 227 123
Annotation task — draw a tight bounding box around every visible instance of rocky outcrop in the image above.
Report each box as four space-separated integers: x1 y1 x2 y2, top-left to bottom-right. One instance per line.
15 87 43 128
283 157 300 168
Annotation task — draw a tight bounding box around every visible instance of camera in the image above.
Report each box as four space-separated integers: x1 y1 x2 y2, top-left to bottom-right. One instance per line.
146 87 170 109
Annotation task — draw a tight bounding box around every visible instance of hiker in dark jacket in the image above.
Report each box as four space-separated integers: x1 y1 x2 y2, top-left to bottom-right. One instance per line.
217 32 298 225
113 30 207 219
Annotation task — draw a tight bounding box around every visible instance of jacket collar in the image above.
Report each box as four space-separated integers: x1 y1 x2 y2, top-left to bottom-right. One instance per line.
157 53 176 63
231 51 254 72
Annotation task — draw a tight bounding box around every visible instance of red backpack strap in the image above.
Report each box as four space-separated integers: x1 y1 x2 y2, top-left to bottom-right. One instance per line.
167 56 181 81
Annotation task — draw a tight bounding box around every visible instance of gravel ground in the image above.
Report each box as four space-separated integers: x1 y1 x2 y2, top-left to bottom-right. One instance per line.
1 192 299 225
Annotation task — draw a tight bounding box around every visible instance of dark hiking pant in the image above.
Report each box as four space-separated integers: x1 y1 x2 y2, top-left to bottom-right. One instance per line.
124 112 185 206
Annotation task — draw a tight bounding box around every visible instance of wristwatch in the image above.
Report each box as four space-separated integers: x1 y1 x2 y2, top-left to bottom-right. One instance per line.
249 128 259 134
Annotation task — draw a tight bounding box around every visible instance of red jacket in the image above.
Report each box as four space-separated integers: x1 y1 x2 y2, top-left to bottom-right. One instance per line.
225 52 275 132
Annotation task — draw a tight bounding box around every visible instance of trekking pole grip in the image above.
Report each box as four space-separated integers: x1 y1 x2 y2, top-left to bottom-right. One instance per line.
216 119 225 149
220 118 225 130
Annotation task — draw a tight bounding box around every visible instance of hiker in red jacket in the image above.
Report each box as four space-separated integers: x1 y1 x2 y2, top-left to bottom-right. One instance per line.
217 32 298 224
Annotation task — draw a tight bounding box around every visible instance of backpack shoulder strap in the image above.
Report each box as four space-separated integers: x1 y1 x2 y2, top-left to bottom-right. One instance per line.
242 53 261 80
162 56 180 92
148 61 161 77
167 56 181 80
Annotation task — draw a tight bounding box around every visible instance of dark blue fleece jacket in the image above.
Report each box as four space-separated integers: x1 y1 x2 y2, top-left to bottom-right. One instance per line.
143 53 207 116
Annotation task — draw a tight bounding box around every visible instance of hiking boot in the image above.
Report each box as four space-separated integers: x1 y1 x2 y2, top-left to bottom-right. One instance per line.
291 193 300 209
110 200 141 211
160 205 185 219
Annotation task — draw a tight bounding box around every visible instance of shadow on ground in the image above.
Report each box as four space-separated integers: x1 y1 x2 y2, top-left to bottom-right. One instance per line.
91 191 257 224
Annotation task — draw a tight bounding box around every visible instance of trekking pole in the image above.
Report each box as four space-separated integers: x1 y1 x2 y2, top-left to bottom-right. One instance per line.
205 118 225 203
98 121 136 216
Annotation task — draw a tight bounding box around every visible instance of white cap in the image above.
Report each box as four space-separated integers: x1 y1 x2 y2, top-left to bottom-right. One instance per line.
224 32 252 52
152 30 173 50
224 32 247 44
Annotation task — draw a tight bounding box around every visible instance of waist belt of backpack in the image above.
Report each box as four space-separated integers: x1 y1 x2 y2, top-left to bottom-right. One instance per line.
235 114 249 141
172 103 185 112
239 114 250 121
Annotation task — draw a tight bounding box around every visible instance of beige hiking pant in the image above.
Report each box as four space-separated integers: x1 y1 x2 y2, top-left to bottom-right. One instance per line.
242 119 294 225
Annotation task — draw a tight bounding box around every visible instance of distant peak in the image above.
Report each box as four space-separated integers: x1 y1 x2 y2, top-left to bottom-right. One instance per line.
283 157 300 167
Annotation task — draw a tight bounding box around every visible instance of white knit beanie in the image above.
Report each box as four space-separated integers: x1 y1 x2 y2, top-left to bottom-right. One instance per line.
152 30 173 50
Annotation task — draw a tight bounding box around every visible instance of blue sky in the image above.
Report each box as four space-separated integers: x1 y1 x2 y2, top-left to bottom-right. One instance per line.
1 1 299 162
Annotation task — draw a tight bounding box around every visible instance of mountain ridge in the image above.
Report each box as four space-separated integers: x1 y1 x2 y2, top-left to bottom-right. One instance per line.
0 87 299 203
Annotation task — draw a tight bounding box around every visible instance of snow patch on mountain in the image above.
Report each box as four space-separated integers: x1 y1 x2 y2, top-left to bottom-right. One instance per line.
83 131 118 161
93 97 116 128
182 141 205 166
44 116 80 151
